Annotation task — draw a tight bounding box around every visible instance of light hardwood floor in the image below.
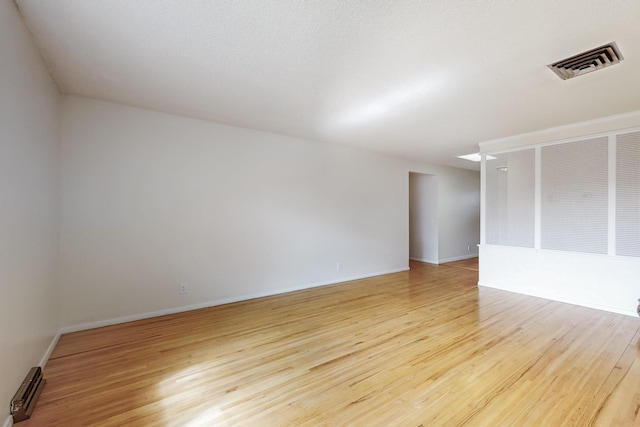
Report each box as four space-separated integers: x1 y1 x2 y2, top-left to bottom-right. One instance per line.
441 257 479 271
22 260 640 426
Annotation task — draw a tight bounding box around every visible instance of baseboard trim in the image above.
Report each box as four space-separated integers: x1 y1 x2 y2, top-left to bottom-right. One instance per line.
439 254 478 263
3 415 12 427
60 267 410 334
410 254 479 264
409 257 438 265
478 281 637 318
39 331 61 367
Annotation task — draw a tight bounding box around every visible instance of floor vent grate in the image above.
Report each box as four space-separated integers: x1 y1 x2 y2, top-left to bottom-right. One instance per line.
11 366 46 423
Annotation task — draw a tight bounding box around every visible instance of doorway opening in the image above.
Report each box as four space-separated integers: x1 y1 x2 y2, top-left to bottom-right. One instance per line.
409 172 438 264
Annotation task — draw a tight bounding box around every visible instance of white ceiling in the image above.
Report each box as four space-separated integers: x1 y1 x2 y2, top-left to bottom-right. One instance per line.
15 0 640 170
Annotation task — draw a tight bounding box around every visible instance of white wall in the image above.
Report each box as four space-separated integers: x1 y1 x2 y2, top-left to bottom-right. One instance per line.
485 150 535 247
409 173 438 263
59 96 481 329
480 120 640 317
0 0 60 420
59 97 410 327
479 245 640 316
436 167 480 262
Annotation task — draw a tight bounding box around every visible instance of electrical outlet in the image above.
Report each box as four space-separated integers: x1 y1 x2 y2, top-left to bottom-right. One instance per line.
179 283 188 294
336 262 342 271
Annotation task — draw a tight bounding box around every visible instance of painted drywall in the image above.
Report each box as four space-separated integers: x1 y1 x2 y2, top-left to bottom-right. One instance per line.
435 167 480 262
479 245 639 316
485 150 536 247
59 96 481 328
0 0 60 420
480 123 640 317
59 97 409 326
409 173 438 263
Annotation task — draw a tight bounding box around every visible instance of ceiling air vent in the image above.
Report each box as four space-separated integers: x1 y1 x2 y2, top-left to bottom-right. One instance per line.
548 42 624 80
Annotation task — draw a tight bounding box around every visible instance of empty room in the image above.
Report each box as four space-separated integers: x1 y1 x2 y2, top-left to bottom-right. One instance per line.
2 1 639 426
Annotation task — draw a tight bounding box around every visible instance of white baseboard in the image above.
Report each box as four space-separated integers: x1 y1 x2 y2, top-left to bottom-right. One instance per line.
478 281 637 318
409 257 439 265
438 254 478 263
3 415 12 427
60 267 410 334
410 254 479 265
39 331 61 367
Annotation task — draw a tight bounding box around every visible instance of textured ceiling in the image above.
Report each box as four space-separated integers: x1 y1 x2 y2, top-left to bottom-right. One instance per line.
15 0 640 170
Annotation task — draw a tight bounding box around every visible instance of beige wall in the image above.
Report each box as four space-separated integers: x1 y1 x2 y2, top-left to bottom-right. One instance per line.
59 96 410 327
409 173 438 263
59 96 481 329
0 0 60 418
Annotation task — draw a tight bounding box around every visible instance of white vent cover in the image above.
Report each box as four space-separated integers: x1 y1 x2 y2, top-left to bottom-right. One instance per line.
548 42 624 80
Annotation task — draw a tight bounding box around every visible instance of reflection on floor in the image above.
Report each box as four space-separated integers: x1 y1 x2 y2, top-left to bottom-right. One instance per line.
21 259 640 426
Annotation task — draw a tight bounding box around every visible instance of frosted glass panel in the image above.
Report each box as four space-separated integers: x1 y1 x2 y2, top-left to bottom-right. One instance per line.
485 150 535 247
541 138 608 254
616 132 640 257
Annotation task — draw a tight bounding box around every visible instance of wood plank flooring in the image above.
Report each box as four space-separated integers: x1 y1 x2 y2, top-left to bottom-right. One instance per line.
441 257 479 271
22 260 640 426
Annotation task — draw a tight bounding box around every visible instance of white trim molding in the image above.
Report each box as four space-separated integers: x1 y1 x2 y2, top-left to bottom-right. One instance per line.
60 267 410 334
39 332 61 368
409 257 439 264
479 110 640 153
438 254 478 263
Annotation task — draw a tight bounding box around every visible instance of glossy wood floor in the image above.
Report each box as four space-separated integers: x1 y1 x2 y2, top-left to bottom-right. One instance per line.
23 260 640 426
